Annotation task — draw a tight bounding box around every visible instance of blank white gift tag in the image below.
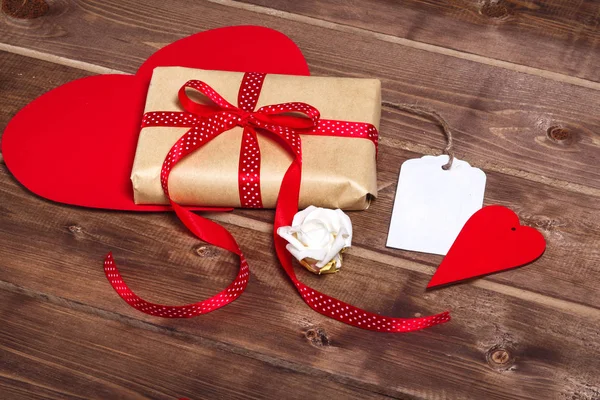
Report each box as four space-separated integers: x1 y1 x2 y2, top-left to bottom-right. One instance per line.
386 155 486 255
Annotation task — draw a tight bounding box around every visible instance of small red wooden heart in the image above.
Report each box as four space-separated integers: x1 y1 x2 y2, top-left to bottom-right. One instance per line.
427 205 546 288
2 26 309 211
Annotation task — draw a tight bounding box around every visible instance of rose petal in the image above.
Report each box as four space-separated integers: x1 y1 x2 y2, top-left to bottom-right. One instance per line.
286 244 328 263
278 206 353 273
316 227 350 268
291 205 317 226
335 209 353 244
297 221 331 248
277 226 306 250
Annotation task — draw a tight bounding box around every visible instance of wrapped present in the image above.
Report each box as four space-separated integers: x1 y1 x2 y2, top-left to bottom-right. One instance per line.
131 67 380 210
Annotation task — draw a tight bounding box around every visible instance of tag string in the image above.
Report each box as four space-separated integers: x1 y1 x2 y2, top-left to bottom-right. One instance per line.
382 102 454 170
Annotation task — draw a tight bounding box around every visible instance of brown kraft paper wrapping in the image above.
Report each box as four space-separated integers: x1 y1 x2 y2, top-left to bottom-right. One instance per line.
131 67 381 210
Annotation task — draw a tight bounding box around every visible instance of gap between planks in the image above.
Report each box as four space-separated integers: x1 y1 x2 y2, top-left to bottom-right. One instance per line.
0 280 414 400
3 0 600 93
1 44 598 198
0 43 126 75
207 212 600 321
209 0 600 91
375 116 600 199
2 29 599 319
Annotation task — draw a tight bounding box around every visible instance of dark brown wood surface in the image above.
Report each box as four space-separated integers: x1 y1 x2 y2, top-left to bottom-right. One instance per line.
1 1 600 399
238 0 600 82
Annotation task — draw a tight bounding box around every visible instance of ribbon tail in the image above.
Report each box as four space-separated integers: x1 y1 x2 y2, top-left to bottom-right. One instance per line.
171 201 242 255
295 283 450 332
273 158 450 333
104 247 248 318
103 205 249 318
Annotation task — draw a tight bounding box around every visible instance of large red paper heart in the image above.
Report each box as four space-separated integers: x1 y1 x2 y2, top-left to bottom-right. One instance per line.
1 26 309 211
427 205 546 287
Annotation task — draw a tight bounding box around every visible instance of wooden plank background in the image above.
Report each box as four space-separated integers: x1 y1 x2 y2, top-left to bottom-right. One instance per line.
237 0 600 82
1 1 599 399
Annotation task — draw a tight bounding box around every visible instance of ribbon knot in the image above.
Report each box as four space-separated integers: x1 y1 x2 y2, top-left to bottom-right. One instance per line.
177 78 319 131
237 110 252 126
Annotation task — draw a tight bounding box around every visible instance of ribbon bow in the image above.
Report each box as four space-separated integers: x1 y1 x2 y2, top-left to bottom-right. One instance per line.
179 78 321 131
104 72 450 332
173 74 319 208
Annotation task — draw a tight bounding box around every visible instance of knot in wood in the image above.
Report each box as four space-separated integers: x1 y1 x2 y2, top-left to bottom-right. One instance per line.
2 0 49 19
194 245 216 258
547 126 573 145
305 327 330 347
486 345 515 371
67 225 83 234
480 0 511 20
491 349 510 364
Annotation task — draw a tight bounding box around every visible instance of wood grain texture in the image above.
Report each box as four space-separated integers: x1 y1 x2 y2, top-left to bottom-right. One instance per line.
2 53 600 400
1 45 599 310
0 0 598 195
236 0 600 82
2 151 600 400
0 289 386 400
2 0 49 19
2 1 600 398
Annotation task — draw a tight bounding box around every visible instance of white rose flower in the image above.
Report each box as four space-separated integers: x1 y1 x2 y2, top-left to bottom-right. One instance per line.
277 206 353 274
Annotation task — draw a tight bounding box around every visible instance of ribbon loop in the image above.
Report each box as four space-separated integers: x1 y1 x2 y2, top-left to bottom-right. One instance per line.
257 102 320 125
177 79 318 135
252 112 316 131
178 80 238 117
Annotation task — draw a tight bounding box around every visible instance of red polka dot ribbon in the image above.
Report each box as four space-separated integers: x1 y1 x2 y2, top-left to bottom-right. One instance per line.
104 73 450 331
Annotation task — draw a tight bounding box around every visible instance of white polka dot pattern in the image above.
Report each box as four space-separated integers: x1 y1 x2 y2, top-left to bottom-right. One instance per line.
142 111 200 128
237 72 266 208
104 252 249 317
160 113 239 197
312 120 379 155
238 72 265 112
294 282 450 332
239 129 263 208
103 73 450 332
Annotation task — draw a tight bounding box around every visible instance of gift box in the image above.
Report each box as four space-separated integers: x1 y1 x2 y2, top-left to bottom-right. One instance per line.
131 67 381 210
